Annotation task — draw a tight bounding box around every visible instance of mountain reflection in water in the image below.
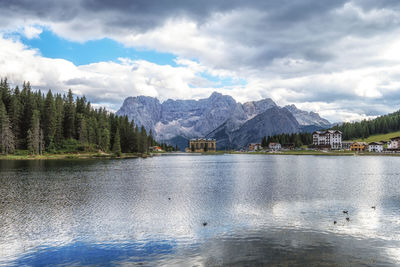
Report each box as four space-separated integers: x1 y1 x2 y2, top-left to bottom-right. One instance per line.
1 155 400 266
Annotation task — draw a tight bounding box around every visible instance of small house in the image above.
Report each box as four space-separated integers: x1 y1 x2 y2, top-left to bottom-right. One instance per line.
341 141 353 150
248 143 262 151
388 137 400 151
350 142 367 152
282 143 295 150
368 142 383 153
268 142 281 151
149 146 163 152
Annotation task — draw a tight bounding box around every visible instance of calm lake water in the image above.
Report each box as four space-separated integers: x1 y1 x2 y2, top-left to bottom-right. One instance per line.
1 154 400 266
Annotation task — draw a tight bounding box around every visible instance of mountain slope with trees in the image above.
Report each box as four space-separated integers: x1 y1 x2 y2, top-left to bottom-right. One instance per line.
263 109 400 148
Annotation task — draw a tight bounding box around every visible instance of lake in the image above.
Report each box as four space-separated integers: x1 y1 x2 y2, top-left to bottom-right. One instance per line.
1 154 400 266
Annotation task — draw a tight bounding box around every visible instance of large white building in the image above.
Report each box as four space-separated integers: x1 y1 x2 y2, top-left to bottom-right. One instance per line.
312 130 342 149
368 142 383 153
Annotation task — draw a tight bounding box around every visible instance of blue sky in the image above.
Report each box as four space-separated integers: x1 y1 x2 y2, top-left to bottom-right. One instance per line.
17 29 178 67
9 28 246 90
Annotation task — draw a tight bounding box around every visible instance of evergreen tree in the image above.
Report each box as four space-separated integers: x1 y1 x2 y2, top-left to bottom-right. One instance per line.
9 86 23 148
54 94 64 146
27 110 40 155
43 90 56 149
0 79 162 156
99 128 110 152
63 89 75 139
261 136 267 147
77 114 88 146
112 128 122 156
139 126 147 153
0 101 15 154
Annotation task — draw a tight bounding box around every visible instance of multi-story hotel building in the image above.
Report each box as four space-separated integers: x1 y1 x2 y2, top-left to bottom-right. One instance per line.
188 138 216 152
312 130 342 149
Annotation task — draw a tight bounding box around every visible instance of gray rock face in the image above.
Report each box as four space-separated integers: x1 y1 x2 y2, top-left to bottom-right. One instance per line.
117 92 241 140
232 107 300 148
243 98 277 119
116 92 330 149
207 107 300 149
284 104 331 127
116 96 161 131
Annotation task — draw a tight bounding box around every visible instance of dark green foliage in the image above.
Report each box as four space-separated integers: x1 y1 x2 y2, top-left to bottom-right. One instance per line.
43 90 56 149
159 142 176 152
265 109 400 147
332 111 400 140
0 100 15 154
112 128 122 156
27 110 41 155
264 132 313 148
63 89 75 139
261 136 267 148
0 79 157 154
139 126 147 153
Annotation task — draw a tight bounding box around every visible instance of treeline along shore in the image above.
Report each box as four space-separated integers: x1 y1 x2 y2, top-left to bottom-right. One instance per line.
0 78 175 159
264 110 400 148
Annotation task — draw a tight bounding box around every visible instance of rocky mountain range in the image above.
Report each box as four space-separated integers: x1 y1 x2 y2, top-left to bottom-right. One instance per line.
116 92 331 150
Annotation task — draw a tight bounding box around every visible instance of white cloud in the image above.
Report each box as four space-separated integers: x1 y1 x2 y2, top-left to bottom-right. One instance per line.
23 25 43 39
0 35 240 111
1 1 400 121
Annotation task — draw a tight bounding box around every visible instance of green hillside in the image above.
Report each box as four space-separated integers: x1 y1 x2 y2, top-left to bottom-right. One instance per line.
347 131 400 143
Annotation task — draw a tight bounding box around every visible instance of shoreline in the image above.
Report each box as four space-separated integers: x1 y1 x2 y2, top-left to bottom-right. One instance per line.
2 150 400 160
230 151 400 156
0 152 149 160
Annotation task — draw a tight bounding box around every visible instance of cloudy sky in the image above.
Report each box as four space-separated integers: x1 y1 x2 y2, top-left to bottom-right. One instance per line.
1 0 400 122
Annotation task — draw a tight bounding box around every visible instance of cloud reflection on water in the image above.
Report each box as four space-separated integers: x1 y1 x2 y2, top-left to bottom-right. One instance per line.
1 155 400 265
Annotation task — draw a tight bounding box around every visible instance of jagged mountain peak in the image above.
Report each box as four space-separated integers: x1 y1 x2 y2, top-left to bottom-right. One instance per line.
284 104 331 127
116 92 331 149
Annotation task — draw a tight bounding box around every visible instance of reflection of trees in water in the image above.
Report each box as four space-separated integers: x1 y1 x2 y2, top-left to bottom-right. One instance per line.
0 159 107 171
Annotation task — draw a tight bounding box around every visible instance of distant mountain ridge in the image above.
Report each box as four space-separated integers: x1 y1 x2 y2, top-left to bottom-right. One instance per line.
116 92 331 149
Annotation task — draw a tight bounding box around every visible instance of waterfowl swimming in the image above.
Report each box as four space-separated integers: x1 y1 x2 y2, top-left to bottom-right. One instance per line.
343 210 348 214
371 206 376 209
346 217 350 221
334 221 337 224
203 222 208 226
168 197 171 200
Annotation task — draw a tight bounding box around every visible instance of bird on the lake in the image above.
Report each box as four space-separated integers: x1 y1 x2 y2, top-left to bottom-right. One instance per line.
371 206 376 209
343 210 348 214
203 222 208 226
168 197 171 200
334 221 337 225
346 217 350 221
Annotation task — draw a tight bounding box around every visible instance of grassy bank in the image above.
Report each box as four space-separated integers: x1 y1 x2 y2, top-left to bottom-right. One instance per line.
231 150 353 156
347 131 400 143
231 150 400 156
0 151 148 160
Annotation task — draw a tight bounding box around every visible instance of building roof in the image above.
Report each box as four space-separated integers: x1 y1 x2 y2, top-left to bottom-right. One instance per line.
390 136 400 141
269 142 280 146
351 142 368 145
368 142 383 145
313 130 342 135
190 138 216 141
